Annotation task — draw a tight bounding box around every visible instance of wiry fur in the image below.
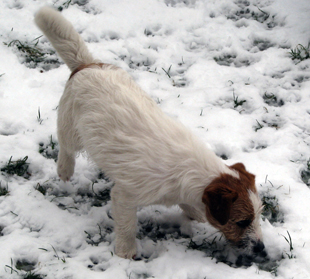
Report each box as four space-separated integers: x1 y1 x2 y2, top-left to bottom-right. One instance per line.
35 6 97 71
35 7 265 259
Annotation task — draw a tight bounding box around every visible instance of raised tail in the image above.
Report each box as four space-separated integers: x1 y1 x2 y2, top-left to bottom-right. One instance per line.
35 6 96 71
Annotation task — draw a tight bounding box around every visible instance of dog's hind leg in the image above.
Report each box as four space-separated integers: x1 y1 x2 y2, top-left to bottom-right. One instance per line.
56 88 81 181
111 186 138 259
56 126 76 181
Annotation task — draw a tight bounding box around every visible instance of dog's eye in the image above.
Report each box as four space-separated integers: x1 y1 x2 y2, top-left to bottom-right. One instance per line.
236 220 251 228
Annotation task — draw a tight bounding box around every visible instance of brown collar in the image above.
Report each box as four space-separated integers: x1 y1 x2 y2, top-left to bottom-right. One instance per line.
69 63 105 80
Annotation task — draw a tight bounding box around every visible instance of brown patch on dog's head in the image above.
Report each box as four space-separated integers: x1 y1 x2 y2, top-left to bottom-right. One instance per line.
202 163 257 244
202 182 238 226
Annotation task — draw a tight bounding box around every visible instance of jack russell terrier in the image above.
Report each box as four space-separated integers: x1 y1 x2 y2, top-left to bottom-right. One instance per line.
35 7 266 260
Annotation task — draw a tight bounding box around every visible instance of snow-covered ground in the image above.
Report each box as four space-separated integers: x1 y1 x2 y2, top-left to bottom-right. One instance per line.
1 0 310 278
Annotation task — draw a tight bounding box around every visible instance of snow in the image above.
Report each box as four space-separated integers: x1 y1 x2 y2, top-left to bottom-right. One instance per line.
1 0 310 278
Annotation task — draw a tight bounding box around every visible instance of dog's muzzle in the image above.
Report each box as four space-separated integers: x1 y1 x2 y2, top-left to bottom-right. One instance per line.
252 240 267 256
235 240 268 267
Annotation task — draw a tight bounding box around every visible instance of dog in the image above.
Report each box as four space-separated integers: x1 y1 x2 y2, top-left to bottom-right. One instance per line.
35 7 265 260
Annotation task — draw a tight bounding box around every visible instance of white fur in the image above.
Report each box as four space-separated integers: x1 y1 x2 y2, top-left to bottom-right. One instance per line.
35 7 254 259
35 6 97 71
237 191 264 255
249 191 264 240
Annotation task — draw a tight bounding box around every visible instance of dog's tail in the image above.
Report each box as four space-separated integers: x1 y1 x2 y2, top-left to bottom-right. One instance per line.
35 7 96 72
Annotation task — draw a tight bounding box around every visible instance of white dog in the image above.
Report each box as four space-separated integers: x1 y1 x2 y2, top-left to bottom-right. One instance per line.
35 7 265 260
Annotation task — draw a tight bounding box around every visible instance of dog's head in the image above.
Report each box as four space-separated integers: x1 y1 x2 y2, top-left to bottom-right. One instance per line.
202 163 266 257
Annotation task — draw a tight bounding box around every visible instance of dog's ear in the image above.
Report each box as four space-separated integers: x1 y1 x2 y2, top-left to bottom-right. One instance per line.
202 183 238 226
230 162 246 172
230 162 256 185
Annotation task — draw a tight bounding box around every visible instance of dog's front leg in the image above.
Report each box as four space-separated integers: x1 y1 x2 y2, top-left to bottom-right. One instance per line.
111 187 138 259
57 147 75 181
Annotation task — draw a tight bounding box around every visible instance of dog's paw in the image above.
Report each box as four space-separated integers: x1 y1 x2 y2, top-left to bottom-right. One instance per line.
115 238 137 259
57 164 74 181
57 152 75 181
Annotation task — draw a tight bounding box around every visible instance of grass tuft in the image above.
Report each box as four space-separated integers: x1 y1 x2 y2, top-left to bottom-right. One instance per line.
301 158 310 186
260 177 284 223
282 231 293 251
4 36 59 69
51 245 66 263
187 236 219 253
1 156 30 178
39 135 59 161
57 0 89 11
15 259 36 272
5 259 45 278
35 183 47 195
261 194 283 224
57 0 72 11
162 65 172 79
214 53 236 66
90 181 111 207
0 182 9 196
233 92 247 108
263 92 284 107
289 43 310 62
282 231 295 259
4 37 46 64
37 107 43 124
5 259 18 274
23 271 46 279
254 120 264 132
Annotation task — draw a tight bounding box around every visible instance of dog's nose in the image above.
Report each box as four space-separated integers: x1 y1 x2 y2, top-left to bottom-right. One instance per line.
253 240 267 256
